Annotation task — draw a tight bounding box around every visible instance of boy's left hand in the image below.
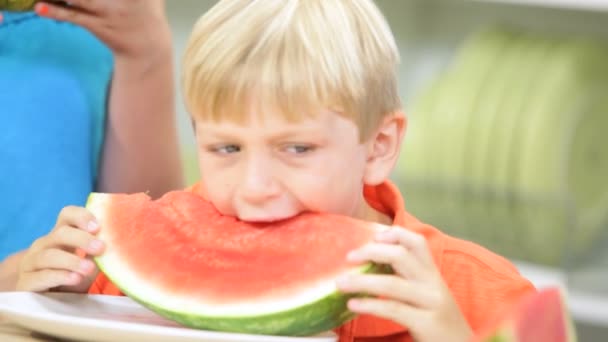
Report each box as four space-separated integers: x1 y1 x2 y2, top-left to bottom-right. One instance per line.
337 227 473 342
34 0 170 59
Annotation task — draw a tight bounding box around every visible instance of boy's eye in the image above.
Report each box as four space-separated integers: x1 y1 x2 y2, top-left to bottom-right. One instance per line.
210 144 241 154
283 144 315 154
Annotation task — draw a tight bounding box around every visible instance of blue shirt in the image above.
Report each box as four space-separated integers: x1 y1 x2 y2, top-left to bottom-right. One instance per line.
0 12 113 260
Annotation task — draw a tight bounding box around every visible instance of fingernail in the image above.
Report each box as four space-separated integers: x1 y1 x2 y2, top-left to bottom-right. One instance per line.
79 260 93 273
35 3 49 16
348 299 362 311
88 240 104 252
86 221 99 232
347 251 361 261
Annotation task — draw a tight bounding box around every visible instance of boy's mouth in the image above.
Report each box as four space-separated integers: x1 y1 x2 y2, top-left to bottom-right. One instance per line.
241 216 294 224
238 213 301 226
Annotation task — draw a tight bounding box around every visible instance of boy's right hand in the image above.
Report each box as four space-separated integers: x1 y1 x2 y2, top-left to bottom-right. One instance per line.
16 206 105 293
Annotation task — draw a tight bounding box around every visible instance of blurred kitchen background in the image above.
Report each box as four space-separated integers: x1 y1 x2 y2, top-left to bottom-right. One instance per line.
165 1 608 340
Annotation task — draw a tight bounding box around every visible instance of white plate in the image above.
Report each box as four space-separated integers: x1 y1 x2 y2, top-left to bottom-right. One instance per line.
0 292 337 342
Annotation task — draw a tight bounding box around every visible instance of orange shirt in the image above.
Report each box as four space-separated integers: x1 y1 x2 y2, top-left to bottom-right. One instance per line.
89 181 535 342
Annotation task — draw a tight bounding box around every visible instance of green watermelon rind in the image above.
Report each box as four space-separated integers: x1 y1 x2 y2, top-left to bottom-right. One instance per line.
88 193 392 337
118 263 389 337
484 329 515 342
0 0 38 11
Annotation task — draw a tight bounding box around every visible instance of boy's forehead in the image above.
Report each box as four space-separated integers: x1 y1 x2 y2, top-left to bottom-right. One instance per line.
193 104 334 126
194 107 357 135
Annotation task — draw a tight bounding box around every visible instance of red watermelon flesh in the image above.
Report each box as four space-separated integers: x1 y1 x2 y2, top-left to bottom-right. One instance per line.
474 287 577 342
88 191 389 336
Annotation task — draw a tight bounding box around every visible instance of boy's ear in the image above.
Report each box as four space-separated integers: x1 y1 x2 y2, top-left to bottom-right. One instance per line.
363 112 407 185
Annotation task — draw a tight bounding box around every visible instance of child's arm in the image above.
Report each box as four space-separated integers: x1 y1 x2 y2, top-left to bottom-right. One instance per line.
0 251 24 291
16 207 104 292
37 0 184 198
337 228 473 342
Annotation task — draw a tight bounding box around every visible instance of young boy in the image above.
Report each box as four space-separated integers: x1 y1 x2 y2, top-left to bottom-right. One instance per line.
15 0 535 341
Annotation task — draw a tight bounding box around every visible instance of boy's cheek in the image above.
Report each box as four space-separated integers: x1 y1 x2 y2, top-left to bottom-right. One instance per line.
197 178 232 212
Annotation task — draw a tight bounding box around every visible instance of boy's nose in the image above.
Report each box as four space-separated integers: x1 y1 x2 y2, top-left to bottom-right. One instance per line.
240 159 281 205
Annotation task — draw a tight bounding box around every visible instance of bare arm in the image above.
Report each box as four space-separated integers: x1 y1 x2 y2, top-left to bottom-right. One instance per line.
97 31 184 197
0 251 24 291
39 1 185 198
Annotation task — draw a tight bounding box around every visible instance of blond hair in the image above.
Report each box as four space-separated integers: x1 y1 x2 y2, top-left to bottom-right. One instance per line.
182 0 401 139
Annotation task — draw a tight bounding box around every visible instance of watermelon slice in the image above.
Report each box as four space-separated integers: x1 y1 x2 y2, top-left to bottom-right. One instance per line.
86 191 390 336
0 0 38 11
474 287 577 342
495 36 555 261
458 29 518 249
427 29 510 236
566 91 608 254
515 40 608 265
0 0 69 11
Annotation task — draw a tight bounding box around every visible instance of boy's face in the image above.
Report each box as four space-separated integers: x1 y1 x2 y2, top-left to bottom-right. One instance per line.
193 104 405 223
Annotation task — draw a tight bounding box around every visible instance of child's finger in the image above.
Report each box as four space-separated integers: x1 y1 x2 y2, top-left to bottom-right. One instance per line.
346 297 419 329
26 248 96 276
52 0 106 15
54 206 99 234
35 2 98 29
34 226 104 256
17 269 82 292
375 227 435 267
347 242 424 280
337 274 436 308
52 225 104 253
